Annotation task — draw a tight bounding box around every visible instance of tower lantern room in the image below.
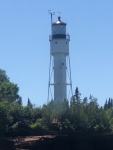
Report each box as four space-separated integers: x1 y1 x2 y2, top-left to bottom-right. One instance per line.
52 16 66 39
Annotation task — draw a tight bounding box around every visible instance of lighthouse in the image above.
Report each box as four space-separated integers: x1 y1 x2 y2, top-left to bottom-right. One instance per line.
48 16 72 102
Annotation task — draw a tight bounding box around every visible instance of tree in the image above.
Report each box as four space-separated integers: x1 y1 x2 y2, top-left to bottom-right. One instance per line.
104 100 108 110
108 98 112 109
70 87 81 114
104 98 113 110
69 87 83 131
27 98 33 108
82 97 88 107
0 69 21 103
0 69 9 83
0 100 13 136
73 87 81 103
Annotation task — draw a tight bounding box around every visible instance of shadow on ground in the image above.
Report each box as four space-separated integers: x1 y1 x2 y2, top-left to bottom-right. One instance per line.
16 133 113 150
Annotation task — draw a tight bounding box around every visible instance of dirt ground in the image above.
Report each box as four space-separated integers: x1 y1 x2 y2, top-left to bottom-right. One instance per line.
14 133 113 150
1 134 113 150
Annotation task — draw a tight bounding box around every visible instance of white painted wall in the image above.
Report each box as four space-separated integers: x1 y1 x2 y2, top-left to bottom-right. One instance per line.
50 38 70 101
50 39 69 55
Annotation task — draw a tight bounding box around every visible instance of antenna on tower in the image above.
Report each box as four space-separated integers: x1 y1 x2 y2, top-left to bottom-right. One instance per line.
48 10 55 34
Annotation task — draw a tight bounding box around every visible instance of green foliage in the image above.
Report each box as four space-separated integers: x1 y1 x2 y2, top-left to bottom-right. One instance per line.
0 100 13 136
0 69 113 136
104 98 113 110
0 69 21 103
0 82 20 102
27 98 33 108
60 119 73 133
30 118 48 134
0 69 9 83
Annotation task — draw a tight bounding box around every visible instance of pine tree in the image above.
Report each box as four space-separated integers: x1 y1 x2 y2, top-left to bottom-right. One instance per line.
27 98 33 108
108 98 112 109
104 99 108 110
74 87 81 104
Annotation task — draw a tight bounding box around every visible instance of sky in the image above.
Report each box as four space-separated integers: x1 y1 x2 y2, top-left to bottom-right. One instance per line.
0 0 113 106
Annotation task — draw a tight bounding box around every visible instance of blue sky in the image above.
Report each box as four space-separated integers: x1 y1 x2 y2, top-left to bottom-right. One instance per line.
0 0 113 106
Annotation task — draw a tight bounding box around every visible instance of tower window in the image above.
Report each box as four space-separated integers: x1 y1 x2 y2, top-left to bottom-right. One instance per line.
55 42 57 44
62 63 64 65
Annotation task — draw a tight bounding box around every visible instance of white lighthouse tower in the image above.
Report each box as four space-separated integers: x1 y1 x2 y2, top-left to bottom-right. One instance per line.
48 16 72 102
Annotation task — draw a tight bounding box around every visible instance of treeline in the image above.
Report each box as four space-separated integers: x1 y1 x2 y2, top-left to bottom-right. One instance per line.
0 69 113 137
